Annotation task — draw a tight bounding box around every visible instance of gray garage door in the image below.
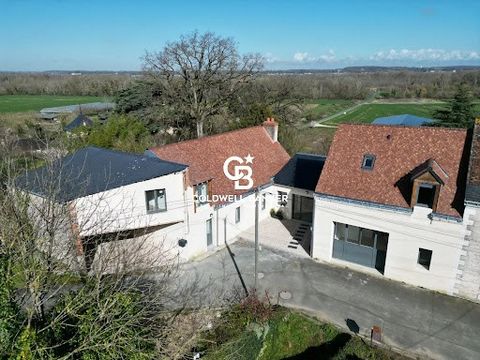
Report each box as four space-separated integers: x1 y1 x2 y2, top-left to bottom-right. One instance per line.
332 222 388 274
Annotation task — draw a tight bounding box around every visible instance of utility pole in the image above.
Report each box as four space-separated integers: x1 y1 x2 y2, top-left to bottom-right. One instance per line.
254 188 259 290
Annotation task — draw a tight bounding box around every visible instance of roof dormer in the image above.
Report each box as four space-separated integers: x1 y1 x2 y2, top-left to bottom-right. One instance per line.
409 159 448 212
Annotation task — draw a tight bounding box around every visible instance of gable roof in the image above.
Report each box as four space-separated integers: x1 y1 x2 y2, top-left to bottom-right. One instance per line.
16 146 187 202
465 119 480 204
64 114 93 132
148 126 290 198
274 153 326 191
372 114 435 127
316 124 470 218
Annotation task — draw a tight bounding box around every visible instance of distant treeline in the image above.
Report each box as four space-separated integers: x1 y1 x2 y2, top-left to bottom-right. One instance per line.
259 70 480 99
1 70 479 99
0 73 133 96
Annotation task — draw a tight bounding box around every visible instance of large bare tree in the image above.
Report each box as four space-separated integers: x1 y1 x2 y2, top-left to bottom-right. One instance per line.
143 31 264 138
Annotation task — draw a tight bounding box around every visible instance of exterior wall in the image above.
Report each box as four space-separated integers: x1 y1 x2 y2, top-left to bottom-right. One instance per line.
269 185 314 220
74 171 188 237
312 196 465 295
177 187 276 260
454 205 480 301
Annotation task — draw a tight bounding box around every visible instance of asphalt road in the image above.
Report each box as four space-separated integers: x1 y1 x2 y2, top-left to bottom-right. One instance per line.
176 240 480 360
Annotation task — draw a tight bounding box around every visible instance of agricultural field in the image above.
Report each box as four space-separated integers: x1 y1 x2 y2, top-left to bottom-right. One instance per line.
303 98 356 121
0 95 108 113
320 101 480 125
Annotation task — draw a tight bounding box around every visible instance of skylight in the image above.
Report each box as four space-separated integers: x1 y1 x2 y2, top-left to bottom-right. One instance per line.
361 154 375 170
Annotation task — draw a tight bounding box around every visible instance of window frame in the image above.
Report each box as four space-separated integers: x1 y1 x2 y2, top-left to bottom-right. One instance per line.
361 154 376 170
145 189 167 213
418 248 433 270
235 206 241 224
195 181 209 207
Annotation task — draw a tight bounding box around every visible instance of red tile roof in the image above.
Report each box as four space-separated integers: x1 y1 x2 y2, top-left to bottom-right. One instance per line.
316 124 469 217
149 125 290 198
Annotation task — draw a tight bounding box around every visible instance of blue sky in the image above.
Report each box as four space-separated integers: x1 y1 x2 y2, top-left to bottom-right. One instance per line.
0 0 479 71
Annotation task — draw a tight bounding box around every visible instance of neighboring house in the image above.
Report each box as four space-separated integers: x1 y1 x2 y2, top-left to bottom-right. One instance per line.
459 119 480 301
147 118 290 259
372 114 435 127
16 146 189 270
64 113 94 132
312 124 470 296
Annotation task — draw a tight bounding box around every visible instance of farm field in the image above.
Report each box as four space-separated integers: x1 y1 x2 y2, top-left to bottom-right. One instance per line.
322 101 480 125
0 95 108 113
304 98 356 120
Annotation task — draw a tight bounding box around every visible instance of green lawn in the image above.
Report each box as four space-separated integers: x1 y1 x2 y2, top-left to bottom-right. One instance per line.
324 102 480 125
0 95 108 113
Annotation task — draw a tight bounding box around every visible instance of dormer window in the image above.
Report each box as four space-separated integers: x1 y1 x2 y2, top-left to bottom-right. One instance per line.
409 159 446 212
361 154 375 170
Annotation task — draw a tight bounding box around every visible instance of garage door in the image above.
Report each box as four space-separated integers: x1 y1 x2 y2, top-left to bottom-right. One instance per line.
332 222 388 274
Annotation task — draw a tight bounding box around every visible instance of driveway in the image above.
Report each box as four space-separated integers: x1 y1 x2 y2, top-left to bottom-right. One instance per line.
177 240 480 360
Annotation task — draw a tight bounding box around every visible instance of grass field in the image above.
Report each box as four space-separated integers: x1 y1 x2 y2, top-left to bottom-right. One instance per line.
322 101 480 125
0 95 108 113
304 98 355 120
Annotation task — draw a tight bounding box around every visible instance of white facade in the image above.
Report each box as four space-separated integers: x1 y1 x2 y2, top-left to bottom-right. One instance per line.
312 196 466 295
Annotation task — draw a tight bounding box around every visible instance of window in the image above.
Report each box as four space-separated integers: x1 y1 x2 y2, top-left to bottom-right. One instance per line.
416 183 437 209
418 248 432 270
145 189 166 213
195 182 208 206
334 222 388 250
346 225 360 244
235 206 241 223
360 229 375 247
261 194 266 210
361 154 375 170
278 191 287 205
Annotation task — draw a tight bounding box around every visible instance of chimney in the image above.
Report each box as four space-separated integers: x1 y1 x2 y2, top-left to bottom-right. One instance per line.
263 117 278 142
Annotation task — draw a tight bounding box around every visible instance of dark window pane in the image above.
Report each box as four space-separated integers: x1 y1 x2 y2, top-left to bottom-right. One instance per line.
346 225 360 244
334 223 346 241
146 190 156 211
418 248 432 270
417 184 436 208
360 229 375 247
376 232 389 251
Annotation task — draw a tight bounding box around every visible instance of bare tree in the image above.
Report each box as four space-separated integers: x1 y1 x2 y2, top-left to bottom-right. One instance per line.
143 31 264 138
0 136 238 359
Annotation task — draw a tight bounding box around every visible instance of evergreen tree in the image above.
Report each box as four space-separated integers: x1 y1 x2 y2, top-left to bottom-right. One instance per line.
433 84 476 128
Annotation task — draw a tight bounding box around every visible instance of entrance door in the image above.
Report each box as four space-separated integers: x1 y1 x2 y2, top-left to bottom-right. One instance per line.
206 218 213 247
292 195 314 223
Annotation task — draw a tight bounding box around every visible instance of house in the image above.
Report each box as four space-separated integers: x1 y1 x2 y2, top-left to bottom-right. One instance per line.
147 118 290 258
64 113 94 132
16 146 189 271
311 123 471 296
372 114 435 127
16 119 290 270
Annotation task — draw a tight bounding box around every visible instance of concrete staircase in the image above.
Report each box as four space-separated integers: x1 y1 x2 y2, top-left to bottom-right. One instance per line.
455 209 480 301
288 222 312 255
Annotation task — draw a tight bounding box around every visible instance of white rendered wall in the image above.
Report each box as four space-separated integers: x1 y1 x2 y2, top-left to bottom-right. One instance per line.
312 196 465 294
73 171 188 237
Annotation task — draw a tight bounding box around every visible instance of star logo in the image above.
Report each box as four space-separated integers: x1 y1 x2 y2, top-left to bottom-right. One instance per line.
244 154 254 164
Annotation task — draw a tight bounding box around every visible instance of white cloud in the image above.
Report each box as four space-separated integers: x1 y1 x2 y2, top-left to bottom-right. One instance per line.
293 52 310 62
318 49 336 62
370 48 480 62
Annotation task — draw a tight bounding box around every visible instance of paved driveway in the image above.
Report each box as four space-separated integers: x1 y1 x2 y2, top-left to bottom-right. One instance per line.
177 240 480 360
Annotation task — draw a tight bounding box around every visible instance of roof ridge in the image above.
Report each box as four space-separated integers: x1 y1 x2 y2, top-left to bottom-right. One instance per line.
150 125 265 151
